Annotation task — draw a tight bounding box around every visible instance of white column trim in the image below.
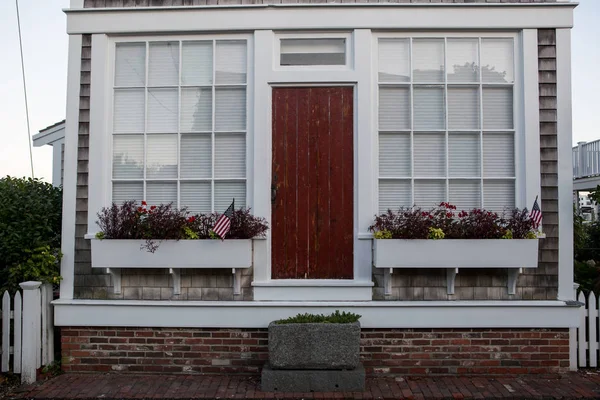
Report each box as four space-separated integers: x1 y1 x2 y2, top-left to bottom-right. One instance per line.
252 30 273 283
521 29 541 211
87 35 110 233
59 35 83 300
354 29 374 282
557 28 574 301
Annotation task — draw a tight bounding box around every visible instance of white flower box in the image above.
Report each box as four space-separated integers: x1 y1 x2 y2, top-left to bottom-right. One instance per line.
373 239 539 295
373 239 538 269
90 239 252 295
91 239 252 269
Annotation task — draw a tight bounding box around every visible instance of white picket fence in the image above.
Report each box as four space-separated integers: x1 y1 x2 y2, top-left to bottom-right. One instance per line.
575 290 600 368
0 282 54 383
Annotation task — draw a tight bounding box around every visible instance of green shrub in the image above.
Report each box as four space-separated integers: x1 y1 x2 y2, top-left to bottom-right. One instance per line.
275 310 361 324
0 177 62 292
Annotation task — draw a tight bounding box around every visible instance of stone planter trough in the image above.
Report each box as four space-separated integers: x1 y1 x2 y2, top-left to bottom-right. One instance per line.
268 321 361 370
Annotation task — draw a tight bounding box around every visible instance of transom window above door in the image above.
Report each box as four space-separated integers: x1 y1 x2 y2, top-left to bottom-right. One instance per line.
111 38 248 213
377 35 517 214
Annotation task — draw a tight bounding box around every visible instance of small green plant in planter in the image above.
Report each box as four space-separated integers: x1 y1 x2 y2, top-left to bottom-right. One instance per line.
268 310 362 370
275 310 361 324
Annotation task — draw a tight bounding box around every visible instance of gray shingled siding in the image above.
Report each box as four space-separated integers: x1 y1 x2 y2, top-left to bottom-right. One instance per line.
73 6 561 301
375 29 559 301
84 0 557 6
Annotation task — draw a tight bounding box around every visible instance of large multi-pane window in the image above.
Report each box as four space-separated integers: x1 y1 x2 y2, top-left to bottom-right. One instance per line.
111 39 247 213
377 36 516 214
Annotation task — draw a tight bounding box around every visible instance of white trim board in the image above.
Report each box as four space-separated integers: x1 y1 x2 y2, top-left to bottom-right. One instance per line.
557 28 575 301
65 5 575 35
53 299 580 329
59 35 83 300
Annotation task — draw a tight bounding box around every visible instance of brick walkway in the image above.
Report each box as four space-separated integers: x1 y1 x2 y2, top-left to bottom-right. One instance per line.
8 372 600 400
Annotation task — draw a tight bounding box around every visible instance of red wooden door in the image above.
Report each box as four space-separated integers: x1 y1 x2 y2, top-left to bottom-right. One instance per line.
271 87 354 279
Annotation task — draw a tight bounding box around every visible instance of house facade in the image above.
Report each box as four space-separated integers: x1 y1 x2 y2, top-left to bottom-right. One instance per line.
56 0 579 376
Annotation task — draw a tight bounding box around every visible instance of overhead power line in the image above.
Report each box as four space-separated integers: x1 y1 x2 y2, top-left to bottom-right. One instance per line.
15 0 34 178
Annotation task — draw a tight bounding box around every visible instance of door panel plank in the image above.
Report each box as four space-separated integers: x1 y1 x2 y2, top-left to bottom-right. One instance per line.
272 87 353 279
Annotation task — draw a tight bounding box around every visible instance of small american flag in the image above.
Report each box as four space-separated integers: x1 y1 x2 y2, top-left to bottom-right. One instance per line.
213 199 235 239
530 196 543 229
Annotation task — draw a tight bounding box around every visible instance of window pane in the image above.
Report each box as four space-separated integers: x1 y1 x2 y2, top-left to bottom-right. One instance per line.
181 134 211 179
449 180 481 210
115 43 145 87
113 182 143 204
378 39 410 83
414 133 445 177
378 179 411 213
483 87 513 129
147 88 178 133
449 133 480 177
147 134 178 179
412 39 444 83
216 40 247 84
483 133 514 177
215 133 246 179
181 182 211 214
148 42 179 86
481 38 514 83
447 39 479 83
448 87 480 130
378 87 410 130
379 133 411 177
215 181 246 211
147 182 177 206
484 180 515 213
181 41 212 86
414 86 445 130
280 38 346 66
215 88 246 131
113 135 144 179
414 180 445 208
181 87 212 132
114 89 144 133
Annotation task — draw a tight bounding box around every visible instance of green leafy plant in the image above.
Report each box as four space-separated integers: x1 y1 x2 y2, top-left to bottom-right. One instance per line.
275 310 361 324
41 360 63 377
0 177 62 293
8 246 62 290
428 227 445 240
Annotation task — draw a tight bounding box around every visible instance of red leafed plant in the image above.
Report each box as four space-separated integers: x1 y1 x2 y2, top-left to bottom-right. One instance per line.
96 201 269 252
369 203 537 240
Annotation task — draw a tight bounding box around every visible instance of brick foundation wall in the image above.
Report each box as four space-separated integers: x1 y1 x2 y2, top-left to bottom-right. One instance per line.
62 327 569 376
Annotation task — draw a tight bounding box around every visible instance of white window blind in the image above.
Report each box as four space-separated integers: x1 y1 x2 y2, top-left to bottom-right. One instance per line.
378 36 516 213
112 39 248 213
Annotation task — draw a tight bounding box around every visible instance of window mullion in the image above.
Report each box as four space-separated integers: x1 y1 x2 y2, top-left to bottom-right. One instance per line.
177 40 182 209
211 39 216 213
409 38 414 207
478 37 484 209
144 41 149 202
444 37 449 204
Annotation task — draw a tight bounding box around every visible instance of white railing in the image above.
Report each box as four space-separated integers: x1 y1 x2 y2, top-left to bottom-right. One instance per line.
574 140 600 179
0 282 54 384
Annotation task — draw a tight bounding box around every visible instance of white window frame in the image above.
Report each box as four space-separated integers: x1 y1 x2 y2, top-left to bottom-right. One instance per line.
103 34 253 213
373 31 525 213
274 32 353 72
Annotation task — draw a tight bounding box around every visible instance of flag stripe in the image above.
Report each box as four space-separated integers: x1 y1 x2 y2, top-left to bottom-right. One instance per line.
212 199 235 239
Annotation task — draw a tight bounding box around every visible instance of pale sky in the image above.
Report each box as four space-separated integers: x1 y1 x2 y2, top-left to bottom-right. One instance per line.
0 0 598 183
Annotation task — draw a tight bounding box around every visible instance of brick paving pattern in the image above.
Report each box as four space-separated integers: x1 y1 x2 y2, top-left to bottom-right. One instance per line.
10 372 600 399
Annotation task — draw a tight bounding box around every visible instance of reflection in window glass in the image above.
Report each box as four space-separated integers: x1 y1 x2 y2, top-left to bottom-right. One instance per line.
280 38 346 66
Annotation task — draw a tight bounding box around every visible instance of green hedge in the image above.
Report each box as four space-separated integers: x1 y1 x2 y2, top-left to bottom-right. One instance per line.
275 311 361 324
0 177 62 292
